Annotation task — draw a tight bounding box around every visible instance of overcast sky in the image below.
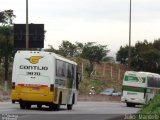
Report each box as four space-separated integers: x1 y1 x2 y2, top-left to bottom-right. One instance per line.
1 0 160 55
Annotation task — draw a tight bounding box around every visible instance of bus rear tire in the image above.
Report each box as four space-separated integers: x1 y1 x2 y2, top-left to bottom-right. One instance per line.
67 94 74 110
37 104 42 109
49 104 60 111
53 92 62 111
67 104 73 110
20 102 25 109
26 104 31 109
54 104 60 111
126 102 135 107
49 104 54 111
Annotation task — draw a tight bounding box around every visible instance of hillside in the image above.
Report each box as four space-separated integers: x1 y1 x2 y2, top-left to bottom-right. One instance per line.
72 57 128 94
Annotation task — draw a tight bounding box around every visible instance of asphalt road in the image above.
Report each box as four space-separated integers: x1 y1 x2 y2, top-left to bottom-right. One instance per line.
0 101 140 120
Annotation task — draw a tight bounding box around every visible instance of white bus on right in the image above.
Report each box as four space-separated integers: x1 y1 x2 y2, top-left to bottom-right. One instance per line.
121 71 160 107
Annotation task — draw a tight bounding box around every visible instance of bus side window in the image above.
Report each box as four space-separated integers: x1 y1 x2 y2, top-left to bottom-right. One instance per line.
56 59 67 77
67 64 71 78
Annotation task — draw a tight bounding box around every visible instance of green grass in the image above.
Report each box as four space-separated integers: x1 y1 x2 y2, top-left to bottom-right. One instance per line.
134 94 160 120
138 94 160 114
79 79 107 94
79 76 122 94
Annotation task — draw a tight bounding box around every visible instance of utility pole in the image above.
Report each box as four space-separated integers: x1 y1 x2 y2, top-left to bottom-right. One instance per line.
26 0 29 49
128 0 132 70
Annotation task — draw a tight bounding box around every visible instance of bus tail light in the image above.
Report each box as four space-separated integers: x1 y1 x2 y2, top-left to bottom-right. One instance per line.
50 84 54 92
12 82 15 89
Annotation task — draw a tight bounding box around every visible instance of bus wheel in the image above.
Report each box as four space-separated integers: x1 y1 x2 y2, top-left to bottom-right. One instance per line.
127 103 135 107
54 92 62 111
20 102 25 109
54 104 60 111
67 94 74 110
49 104 54 111
127 102 131 107
26 104 31 109
37 104 42 109
67 104 72 110
132 103 135 107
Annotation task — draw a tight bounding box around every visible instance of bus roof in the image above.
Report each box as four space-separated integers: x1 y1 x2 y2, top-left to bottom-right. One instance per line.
125 71 160 77
138 71 159 75
16 50 77 65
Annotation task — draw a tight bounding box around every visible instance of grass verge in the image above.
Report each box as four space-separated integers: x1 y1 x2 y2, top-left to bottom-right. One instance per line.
135 94 160 120
79 77 122 94
138 94 160 114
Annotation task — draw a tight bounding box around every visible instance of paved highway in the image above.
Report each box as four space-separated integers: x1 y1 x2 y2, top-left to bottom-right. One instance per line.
0 101 140 120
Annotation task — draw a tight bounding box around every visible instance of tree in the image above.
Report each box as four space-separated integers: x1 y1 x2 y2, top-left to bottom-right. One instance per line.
46 41 110 77
116 39 160 73
45 41 84 57
81 42 109 76
140 49 160 72
75 42 84 56
116 45 136 66
58 40 77 57
134 40 153 53
82 42 109 63
0 9 15 82
153 39 160 50
0 9 15 63
131 40 152 71
116 46 129 65
0 26 14 67
0 10 16 25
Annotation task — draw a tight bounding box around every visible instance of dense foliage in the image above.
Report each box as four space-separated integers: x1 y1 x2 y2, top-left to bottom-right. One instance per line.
45 41 110 76
0 26 14 62
137 94 160 115
0 10 15 25
0 10 15 73
116 40 160 73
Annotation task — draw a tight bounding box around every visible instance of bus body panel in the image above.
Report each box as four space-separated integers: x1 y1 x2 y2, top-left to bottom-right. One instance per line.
12 51 55 103
121 71 156 105
11 51 78 109
121 90 146 104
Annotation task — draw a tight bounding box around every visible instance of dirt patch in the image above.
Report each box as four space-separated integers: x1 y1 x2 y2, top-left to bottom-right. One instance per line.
78 94 121 102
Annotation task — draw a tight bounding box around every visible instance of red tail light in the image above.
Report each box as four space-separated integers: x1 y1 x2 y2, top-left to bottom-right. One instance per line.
12 82 15 89
50 84 54 92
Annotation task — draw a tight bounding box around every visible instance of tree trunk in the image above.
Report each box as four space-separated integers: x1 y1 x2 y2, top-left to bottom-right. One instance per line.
0 57 1 79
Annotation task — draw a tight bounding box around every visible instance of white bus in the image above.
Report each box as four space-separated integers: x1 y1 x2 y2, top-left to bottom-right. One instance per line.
11 51 80 110
121 71 160 107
